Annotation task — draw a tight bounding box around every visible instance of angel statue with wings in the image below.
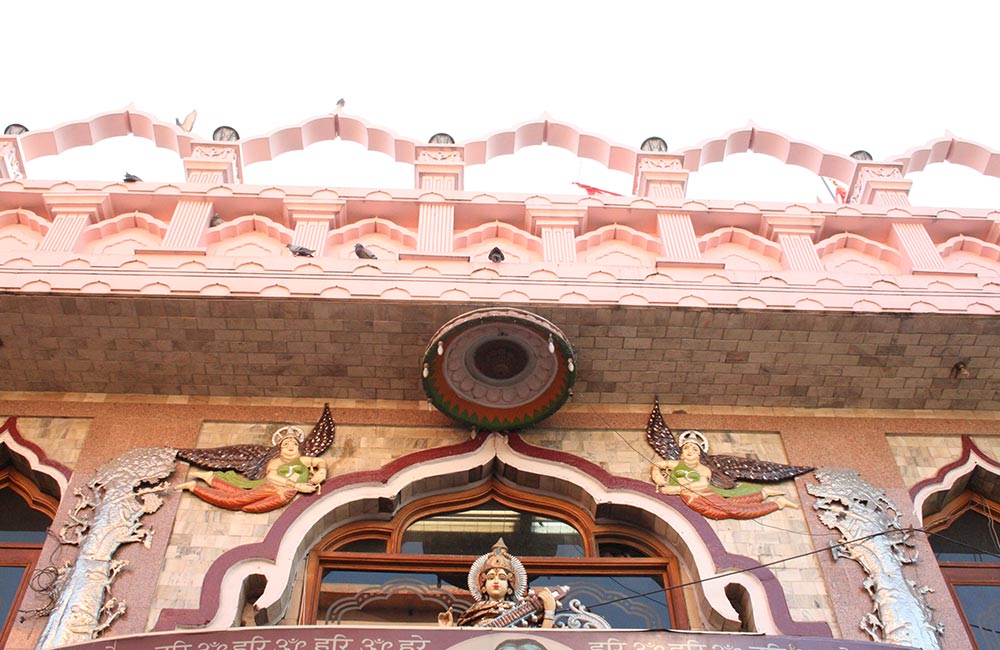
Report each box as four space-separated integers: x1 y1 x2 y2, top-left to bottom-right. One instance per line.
174 404 335 513
646 401 812 520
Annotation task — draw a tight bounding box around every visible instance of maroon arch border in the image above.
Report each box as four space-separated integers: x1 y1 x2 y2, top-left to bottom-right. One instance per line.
154 432 830 637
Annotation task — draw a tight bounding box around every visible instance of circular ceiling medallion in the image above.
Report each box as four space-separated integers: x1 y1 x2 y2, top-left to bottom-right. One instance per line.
422 308 577 431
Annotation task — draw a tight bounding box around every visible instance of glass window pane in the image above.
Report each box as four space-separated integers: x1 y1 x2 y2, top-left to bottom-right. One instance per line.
953 584 1000 648
0 566 27 633
335 538 388 553
529 573 671 630
932 510 1000 563
401 501 584 557
318 568 472 625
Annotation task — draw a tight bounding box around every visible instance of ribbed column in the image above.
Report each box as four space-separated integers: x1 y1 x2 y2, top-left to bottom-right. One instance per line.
417 202 454 253
37 213 91 252
39 193 111 252
284 199 344 257
540 226 577 263
846 163 911 206
760 214 825 271
420 175 456 192
161 201 214 249
0 137 25 180
414 146 464 191
776 233 824 271
657 212 701 260
890 222 946 272
633 153 687 199
526 206 585 263
183 143 242 184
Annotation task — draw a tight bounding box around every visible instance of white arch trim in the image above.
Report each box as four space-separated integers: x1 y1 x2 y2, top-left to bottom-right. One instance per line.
195 433 782 633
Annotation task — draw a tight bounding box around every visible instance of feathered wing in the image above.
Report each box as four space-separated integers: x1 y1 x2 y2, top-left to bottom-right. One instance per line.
301 403 336 457
175 443 276 481
645 399 680 461
176 404 334 481
704 454 813 490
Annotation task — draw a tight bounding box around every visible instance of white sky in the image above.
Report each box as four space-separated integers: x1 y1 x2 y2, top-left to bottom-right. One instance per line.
8 1 1000 208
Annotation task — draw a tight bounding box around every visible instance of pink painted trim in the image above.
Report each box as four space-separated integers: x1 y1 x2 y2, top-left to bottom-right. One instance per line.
154 432 829 637
16 107 195 162
0 416 73 480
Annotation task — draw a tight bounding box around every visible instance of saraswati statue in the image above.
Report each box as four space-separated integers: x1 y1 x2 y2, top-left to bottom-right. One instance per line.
439 539 565 628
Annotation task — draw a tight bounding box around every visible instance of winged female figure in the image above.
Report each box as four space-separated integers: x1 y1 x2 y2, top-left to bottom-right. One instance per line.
646 400 812 520
175 404 335 513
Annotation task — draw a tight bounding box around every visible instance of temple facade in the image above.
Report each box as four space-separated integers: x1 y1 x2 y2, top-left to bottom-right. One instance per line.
1 109 999 650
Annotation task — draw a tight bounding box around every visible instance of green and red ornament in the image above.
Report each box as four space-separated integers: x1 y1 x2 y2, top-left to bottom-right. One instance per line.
422 308 577 431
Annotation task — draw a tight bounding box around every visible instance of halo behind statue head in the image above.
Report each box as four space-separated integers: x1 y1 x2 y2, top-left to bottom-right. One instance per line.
678 430 709 454
467 538 528 602
272 425 305 446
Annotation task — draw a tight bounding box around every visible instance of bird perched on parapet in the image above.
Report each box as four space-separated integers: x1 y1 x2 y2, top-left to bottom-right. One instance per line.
287 243 315 257
209 213 223 227
332 98 346 115
488 247 505 263
175 109 197 132
123 172 142 183
572 181 622 197
354 243 377 259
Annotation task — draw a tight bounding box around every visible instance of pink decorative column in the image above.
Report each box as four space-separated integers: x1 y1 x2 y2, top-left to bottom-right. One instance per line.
39 193 111 252
526 206 586 263
846 163 911 206
284 199 345 256
183 143 242 185
633 153 688 199
0 137 26 180
159 201 214 252
761 215 825 271
413 146 464 257
151 143 244 253
889 222 947 273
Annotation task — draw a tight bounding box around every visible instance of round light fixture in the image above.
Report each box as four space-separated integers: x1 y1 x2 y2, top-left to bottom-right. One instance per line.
422 308 577 431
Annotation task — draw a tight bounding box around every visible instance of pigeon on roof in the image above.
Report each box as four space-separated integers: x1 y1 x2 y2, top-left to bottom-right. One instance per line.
488 247 505 263
175 109 197 133
287 243 315 257
123 172 142 183
332 98 346 115
354 243 377 259
209 213 223 227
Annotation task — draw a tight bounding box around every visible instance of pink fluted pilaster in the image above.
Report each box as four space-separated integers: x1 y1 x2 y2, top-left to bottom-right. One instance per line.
846 163 911 206
527 206 585 263
38 193 111 252
633 154 687 199
416 201 454 253
160 201 214 250
889 222 947 273
761 215 825 271
657 212 701 260
285 199 345 256
414 146 464 191
183 143 242 184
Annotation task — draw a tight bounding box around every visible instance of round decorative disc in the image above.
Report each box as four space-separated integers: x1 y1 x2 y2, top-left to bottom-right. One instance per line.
422 308 576 431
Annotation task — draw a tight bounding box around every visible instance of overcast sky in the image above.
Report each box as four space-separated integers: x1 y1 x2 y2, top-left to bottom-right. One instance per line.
8 1 1000 206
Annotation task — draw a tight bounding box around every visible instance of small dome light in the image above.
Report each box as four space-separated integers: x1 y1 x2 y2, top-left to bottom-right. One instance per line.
429 133 455 145
850 150 873 161
641 137 668 153
212 126 240 142
3 124 28 136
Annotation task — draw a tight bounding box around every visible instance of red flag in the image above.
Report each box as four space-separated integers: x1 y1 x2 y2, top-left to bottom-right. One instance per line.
572 181 623 197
